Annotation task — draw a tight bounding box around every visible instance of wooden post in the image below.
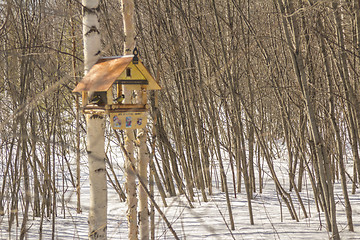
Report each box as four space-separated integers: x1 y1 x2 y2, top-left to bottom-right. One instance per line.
82 91 88 107
117 84 123 100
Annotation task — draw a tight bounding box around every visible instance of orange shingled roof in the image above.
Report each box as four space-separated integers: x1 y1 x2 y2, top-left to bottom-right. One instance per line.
73 56 133 92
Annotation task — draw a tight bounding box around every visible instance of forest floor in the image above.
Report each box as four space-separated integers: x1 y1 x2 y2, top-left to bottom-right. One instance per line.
1 149 360 239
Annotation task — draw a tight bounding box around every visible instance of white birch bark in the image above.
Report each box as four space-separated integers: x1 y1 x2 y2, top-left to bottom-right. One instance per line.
138 132 149 240
87 115 107 240
122 0 138 239
138 90 149 239
125 131 138 240
122 0 135 102
83 0 101 73
122 0 135 55
82 1 107 239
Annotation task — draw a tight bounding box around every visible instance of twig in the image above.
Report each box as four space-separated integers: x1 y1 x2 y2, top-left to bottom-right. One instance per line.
120 142 180 240
213 201 236 240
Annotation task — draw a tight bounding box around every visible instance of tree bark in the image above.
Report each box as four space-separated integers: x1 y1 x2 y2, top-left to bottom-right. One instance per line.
122 0 138 239
82 0 107 239
138 130 149 240
275 0 339 238
87 115 107 239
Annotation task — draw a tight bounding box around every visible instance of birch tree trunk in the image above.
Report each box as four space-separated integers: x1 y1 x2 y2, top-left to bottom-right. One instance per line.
82 0 107 239
138 129 149 240
87 115 107 240
137 66 149 239
122 0 138 239
135 43 149 238
122 0 135 55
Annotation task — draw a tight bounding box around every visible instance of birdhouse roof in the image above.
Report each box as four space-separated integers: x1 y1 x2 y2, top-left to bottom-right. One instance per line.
73 55 160 92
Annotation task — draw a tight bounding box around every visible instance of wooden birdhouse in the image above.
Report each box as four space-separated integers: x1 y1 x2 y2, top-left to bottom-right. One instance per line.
73 51 161 130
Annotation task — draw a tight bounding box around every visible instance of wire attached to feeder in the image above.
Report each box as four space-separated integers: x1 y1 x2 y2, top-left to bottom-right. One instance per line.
133 47 139 64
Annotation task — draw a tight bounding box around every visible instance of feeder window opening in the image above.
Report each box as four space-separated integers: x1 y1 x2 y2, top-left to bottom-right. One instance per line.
126 68 131 77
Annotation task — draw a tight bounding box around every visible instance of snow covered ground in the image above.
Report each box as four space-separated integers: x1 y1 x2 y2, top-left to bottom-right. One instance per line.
1 152 360 239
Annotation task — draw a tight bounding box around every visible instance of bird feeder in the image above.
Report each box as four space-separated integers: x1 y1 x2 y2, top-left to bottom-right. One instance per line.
73 50 161 130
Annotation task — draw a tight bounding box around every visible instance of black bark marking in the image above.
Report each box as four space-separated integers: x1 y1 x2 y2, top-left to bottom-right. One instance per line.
85 26 100 36
83 6 100 14
95 168 105 173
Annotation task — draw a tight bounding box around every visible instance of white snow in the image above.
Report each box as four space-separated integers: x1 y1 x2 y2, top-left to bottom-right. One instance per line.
1 146 359 239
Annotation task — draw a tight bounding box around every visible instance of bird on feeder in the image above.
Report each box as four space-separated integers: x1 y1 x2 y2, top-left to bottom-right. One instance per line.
89 94 104 105
114 94 125 104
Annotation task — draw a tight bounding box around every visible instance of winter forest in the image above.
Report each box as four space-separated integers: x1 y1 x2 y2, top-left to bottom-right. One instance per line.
1 0 360 239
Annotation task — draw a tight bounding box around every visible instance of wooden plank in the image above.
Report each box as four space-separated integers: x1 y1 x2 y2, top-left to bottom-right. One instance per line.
108 108 148 113
110 112 147 130
82 91 88 107
111 104 147 109
116 79 148 85
82 103 148 114
82 109 106 115
73 56 132 92
117 62 146 80
134 61 161 90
